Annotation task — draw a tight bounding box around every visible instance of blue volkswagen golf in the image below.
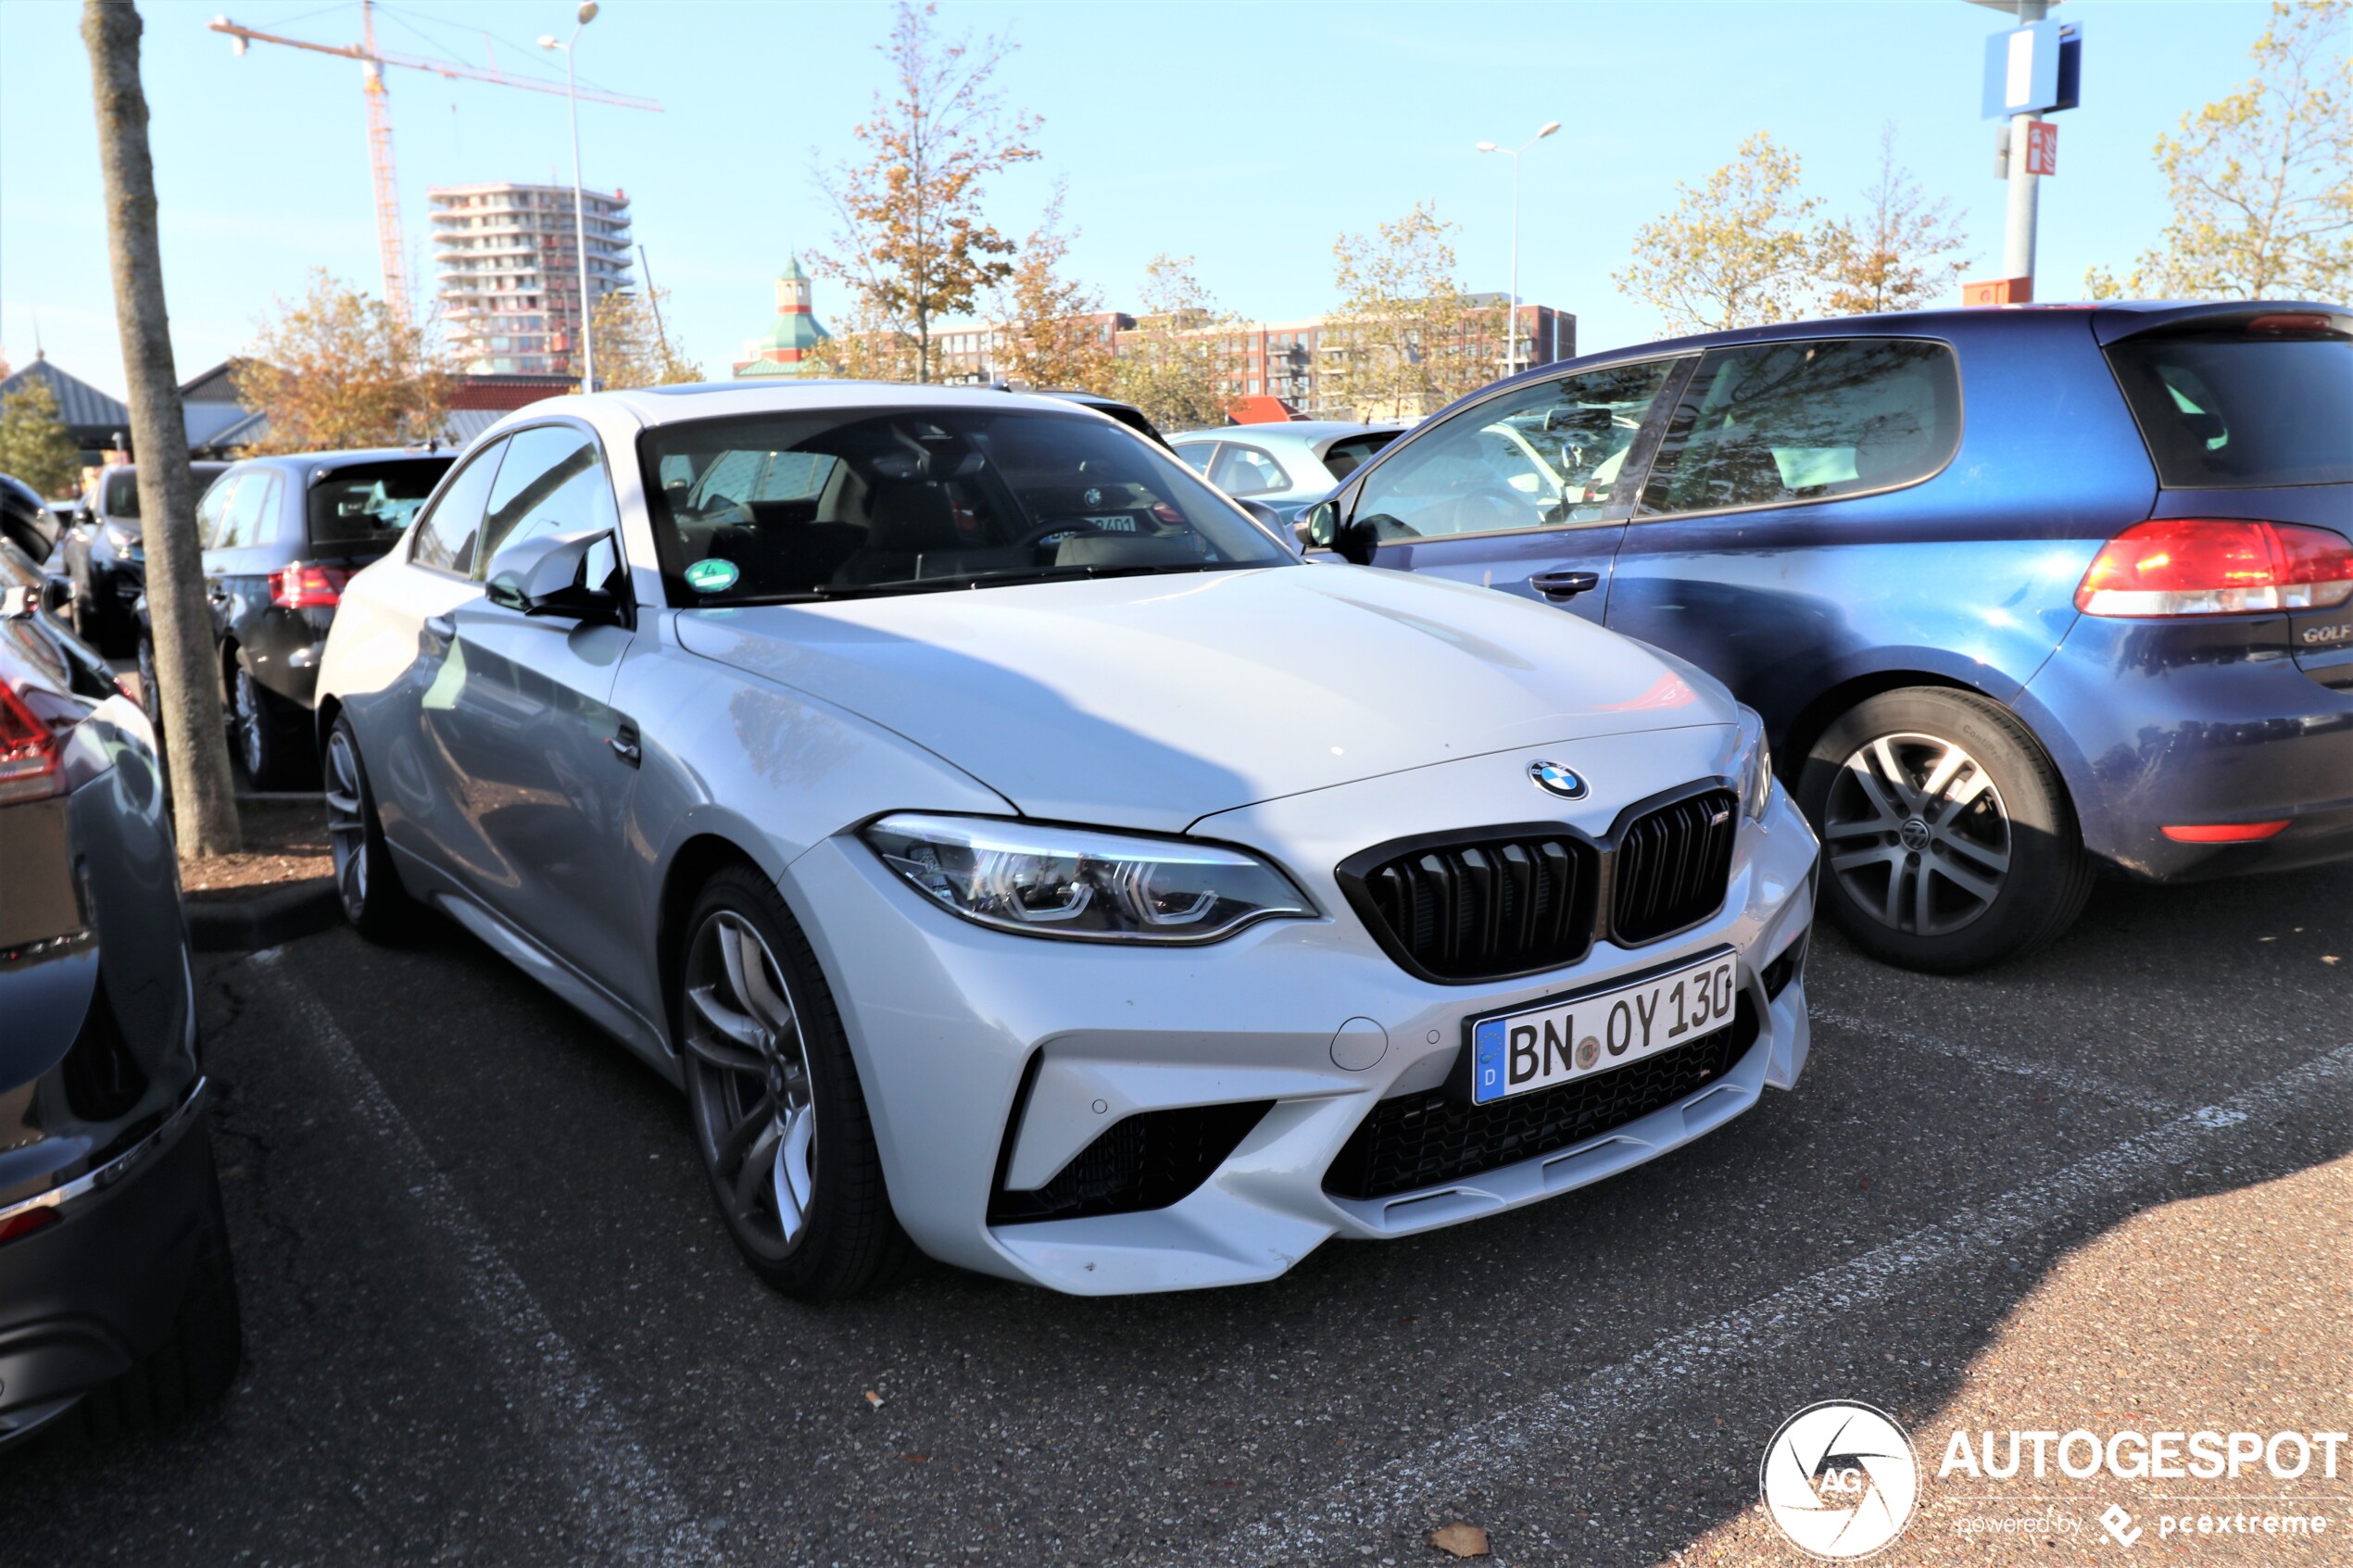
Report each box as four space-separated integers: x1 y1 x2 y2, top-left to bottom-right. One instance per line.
1303 300 2352 972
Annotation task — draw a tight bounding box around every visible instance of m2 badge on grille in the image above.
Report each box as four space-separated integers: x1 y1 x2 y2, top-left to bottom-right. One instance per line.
1468 950 1738 1104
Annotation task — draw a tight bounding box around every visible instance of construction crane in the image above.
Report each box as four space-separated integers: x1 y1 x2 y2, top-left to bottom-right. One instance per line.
208 2 661 323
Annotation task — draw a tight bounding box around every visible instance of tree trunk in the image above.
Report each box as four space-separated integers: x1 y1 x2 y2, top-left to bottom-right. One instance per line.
82 0 241 856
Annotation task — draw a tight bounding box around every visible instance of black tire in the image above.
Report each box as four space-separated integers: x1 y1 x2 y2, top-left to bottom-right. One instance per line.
70 1144 244 1441
324 714 423 941
1796 687 2092 973
673 865 916 1300
230 660 314 789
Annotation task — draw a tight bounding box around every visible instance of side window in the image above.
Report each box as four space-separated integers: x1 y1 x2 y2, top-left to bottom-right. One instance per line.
1353 358 1680 541
410 439 508 575
215 471 279 549
1640 339 1962 517
1172 443 1218 477
195 474 239 549
1210 444 1290 497
472 424 622 581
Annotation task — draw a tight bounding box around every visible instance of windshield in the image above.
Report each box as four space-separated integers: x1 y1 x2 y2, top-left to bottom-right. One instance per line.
308 458 455 548
640 407 1292 602
103 471 140 519
2108 332 2352 489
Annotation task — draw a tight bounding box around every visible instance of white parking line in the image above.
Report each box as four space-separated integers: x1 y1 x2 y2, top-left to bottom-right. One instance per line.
247 947 714 1567
1212 1040 2353 1564
1811 1004 2184 1115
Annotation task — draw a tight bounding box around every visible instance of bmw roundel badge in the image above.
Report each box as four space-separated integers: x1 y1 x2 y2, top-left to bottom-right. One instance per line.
1529 759 1588 799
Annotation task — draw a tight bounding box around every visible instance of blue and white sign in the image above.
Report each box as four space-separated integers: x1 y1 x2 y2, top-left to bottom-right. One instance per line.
1982 19 2082 119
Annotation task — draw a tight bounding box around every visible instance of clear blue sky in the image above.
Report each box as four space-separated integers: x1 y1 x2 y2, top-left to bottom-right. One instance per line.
0 0 2313 400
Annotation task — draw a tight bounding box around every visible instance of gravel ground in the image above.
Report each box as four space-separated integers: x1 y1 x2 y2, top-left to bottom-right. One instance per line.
0 859 2345 1567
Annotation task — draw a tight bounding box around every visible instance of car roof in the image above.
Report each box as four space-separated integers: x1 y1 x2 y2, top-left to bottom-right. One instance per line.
1529 298 2349 373
238 447 453 472
561 379 1115 432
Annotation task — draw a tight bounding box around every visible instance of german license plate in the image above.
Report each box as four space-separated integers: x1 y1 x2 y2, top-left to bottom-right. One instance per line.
1467 951 1739 1105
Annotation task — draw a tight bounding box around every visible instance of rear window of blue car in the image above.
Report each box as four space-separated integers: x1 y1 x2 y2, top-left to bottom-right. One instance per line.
2107 332 2352 489
1640 338 1962 517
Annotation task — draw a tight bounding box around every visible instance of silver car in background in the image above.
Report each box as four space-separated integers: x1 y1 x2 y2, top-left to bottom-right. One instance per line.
316 383 1818 1298
1171 420 1405 526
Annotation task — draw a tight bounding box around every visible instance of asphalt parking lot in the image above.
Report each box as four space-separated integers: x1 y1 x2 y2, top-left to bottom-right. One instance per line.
2 859 2347 1567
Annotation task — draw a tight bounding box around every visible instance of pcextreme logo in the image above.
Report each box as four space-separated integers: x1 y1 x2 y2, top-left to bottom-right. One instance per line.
1760 1401 1921 1560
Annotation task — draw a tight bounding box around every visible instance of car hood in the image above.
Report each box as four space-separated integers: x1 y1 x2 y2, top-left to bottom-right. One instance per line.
672 565 1733 832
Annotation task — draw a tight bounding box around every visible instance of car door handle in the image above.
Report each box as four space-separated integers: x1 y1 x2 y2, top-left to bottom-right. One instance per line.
608 718 641 768
1529 570 1602 601
424 613 456 639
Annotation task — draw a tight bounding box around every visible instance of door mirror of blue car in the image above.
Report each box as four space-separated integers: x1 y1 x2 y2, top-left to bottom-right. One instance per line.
1302 499 1339 550
484 527 624 624
1301 500 1382 567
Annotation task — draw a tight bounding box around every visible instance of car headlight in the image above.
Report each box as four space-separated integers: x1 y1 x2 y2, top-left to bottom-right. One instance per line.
103 520 139 552
862 813 1315 943
1736 705 1773 822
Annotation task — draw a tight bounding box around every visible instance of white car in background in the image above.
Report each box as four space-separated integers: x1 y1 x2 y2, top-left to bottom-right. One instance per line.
317 382 1818 1298
1171 420 1406 526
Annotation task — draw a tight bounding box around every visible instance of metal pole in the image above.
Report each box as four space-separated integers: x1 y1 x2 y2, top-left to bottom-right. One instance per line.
564 30 592 394
2003 0 2048 290
1507 149 1521 375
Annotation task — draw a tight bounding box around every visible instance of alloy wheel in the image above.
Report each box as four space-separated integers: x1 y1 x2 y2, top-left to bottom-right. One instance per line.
323 728 370 922
1821 731 2011 936
683 910 818 1261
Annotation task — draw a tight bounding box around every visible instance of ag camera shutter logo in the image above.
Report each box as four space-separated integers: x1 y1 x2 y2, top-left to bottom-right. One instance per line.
1760 1400 1920 1559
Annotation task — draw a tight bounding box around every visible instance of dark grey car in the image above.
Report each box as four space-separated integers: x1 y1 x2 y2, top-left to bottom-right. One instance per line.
61 462 230 657
0 584 241 1449
137 449 453 787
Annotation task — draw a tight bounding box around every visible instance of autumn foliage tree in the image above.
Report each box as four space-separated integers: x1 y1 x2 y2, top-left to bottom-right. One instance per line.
1325 202 1499 420
0 378 83 498
811 1 1040 383
1616 132 1826 333
1106 254 1242 433
576 286 702 389
1819 126 1972 316
2086 1 2351 301
233 270 450 453
990 185 1114 391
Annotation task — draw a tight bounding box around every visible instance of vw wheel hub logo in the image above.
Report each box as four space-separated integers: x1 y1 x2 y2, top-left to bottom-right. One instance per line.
1529 759 1588 799
1760 1400 1919 1560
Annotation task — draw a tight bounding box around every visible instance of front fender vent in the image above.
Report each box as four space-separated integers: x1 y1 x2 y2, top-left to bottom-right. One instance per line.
988 1096 1271 1225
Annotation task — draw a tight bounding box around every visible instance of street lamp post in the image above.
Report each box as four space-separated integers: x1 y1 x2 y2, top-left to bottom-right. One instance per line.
539 2 600 395
1476 120 1559 376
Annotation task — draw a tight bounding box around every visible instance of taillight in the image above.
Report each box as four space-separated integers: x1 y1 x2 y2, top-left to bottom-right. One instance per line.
2075 519 2353 617
270 561 349 609
0 680 67 805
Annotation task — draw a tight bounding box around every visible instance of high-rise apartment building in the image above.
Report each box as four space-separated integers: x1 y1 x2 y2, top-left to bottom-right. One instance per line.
429 182 634 375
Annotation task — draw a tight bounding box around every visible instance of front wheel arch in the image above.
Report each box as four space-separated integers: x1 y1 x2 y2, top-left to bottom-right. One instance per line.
654 833 776 1056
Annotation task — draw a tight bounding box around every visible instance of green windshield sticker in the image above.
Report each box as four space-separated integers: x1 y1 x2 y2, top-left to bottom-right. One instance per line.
685 558 739 594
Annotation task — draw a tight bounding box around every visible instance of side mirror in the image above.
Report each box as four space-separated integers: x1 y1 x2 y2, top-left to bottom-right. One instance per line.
1302 500 1380 567
1302 500 1340 550
484 528 623 623
1236 497 1283 532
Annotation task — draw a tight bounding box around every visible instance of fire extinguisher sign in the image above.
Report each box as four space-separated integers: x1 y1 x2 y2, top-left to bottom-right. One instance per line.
2025 121 2058 177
